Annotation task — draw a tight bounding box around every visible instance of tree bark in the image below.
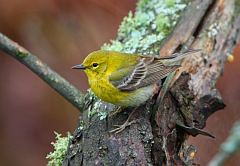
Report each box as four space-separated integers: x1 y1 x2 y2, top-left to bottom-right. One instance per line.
62 0 240 165
62 0 240 166
0 0 238 165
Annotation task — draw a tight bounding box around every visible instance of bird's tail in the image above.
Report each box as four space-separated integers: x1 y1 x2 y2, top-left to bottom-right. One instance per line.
160 49 201 64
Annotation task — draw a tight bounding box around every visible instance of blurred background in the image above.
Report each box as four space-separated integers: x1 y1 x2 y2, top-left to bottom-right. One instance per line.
0 0 239 165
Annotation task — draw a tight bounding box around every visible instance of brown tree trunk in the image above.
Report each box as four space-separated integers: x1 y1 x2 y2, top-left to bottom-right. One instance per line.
63 0 240 165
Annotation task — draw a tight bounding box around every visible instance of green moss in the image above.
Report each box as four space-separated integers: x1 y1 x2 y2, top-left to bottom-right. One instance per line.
47 0 190 163
89 100 109 120
102 0 188 54
17 50 28 59
234 0 240 16
156 13 171 35
85 90 109 120
46 132 72 166
165 0 176 7
137 0 150 10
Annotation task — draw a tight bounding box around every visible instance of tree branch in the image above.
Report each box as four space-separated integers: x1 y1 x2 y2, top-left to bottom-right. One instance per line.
0 0 240 165
0 33 85 111
208 121 240 166
62 0 240 165
159 0 214 56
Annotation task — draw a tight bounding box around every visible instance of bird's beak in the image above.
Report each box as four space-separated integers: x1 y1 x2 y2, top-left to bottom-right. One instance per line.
71 64 86 70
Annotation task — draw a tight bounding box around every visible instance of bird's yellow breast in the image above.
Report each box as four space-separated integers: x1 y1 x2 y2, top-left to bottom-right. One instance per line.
88 74 154 107
89 74 127 105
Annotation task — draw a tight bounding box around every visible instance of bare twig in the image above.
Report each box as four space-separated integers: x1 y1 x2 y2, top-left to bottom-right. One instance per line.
0 33 85 111
208 121 240 166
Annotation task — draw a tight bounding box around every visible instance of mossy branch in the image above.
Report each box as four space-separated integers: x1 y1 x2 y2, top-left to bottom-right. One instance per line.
1 0 240 165
0 33 85 111
62 0 240 165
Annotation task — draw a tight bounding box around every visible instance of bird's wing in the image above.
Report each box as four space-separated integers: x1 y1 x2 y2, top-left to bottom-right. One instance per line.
109 56 180 91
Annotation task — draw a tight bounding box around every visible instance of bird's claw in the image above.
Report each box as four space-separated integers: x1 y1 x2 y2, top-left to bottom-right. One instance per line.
109 107 123 118
110 120 136 134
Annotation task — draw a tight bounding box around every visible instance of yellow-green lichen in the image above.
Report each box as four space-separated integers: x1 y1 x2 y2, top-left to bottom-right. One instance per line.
47 0 190 163
46 132 72 166
88 99 109 120
234 0 240 17
156 13 171 35
207 23 220 38
17 50 28 59
165 0 176 7
102 0 188 54
86 90 109 120
137 0 150 10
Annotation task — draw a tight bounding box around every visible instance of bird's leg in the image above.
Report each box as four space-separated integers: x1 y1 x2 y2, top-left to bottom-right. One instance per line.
109 106 123 118
109 108 138 134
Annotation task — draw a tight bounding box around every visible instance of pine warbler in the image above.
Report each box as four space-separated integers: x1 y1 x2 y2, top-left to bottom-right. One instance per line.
72 50 199 106
72 50 199 133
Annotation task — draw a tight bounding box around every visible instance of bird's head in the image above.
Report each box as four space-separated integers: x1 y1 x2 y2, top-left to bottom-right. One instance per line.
72 50 110 78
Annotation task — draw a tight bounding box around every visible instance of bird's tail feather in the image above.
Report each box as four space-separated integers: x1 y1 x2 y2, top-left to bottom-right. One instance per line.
160 49 201 64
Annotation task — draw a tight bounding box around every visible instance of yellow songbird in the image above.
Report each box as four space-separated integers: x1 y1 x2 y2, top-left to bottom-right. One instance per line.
72 50 199 133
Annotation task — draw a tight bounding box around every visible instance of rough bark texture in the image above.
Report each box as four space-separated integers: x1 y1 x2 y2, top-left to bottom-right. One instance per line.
63 0 240 166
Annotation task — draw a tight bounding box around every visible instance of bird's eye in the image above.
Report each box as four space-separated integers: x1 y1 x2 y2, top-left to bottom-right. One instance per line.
92 63 98 67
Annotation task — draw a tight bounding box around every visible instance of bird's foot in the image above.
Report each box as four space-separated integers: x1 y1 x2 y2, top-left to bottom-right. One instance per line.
109 107 138 134
109 106 123 118
109 119 136 134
